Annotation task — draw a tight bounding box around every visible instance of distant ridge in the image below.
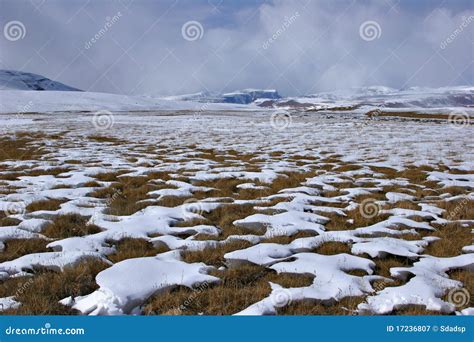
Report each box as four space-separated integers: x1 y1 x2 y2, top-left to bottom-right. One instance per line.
0 70 81 91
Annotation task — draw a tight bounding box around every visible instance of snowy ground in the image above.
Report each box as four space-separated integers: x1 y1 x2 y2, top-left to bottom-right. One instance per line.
0 110 472 315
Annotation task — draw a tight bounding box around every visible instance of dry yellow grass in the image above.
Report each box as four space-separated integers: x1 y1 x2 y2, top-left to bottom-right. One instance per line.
42 214 102 239
88 135 125 144
425 222 472 257
0 259 109 315
277 296 365 315
26 198 65 212
443 269 474 310
143 264 271 315
0 135 46 162
0 216 21 227
438 199 474 220
312 241 352 255
181 240 253 267
107 238 169 263
366 109 470 123
1 139 472 316
0 239 51 263
143 264 315 315
201 204 257 239
260 231 317 244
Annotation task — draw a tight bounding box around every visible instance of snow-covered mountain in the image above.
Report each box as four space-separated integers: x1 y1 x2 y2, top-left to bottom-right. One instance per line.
0 70 255 113
221 89 281 104
1 69 471 113
162 89 281 104
259 86 474 110
0 70 81 91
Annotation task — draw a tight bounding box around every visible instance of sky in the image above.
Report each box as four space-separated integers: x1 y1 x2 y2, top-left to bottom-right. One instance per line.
0 0 473 96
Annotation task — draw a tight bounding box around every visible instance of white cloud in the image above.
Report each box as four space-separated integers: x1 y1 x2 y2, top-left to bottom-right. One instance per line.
0 0 472 96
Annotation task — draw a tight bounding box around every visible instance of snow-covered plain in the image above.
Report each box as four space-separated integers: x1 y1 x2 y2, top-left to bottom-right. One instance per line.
0 107 472 315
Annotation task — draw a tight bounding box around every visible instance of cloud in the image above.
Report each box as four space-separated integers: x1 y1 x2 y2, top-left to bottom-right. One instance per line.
0 0 472 96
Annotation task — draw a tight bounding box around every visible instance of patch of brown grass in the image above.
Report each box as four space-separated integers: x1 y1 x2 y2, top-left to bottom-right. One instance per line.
269 273 314 288
425 222 472 257
1 259 110 315
312 241 352 255
42 214 102 239
382 200 420 211
202 204 257 239
194 178 244 198
89 135 125 144
366 110 464 122
28 168 71 177
373 256 412 279
104 177 155 216
0 217 21 227
324 198 390 231
277 296 365 315
260 231 317 244
391 305 444 315
438 199 474 220
181 240 253 267
26 198 65 212
88 175 167 215
0 239 51 263
0 135 46 162
333 164 362 172
443 269 474 309
93 171 127 182
156 196 191 208
82 181 101 187
107 238 169 263
143 264 272 315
